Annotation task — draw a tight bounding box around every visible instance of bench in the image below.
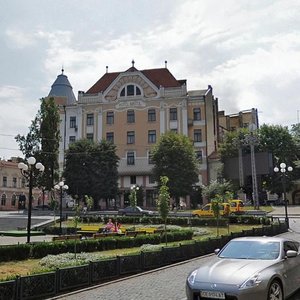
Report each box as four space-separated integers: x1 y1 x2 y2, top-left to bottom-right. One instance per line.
125 231 146 238
93 232 124 239
52 234 82 242
125 231 138 238
77 225 102 236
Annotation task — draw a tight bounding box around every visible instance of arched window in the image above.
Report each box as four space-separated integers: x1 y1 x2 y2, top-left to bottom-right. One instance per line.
120 84 142 97
12 193 17 206
1 193 6 206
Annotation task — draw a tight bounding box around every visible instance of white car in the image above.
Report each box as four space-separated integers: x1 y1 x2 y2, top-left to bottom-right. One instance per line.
186 236 300 300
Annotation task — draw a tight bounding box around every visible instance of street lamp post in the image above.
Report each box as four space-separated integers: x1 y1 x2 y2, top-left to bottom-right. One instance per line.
18 157 44 243
244 127 259 210
54 181 69 235
274 163 293 228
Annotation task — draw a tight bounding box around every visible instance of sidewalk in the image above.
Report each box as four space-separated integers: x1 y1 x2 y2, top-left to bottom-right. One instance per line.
0 234 55 245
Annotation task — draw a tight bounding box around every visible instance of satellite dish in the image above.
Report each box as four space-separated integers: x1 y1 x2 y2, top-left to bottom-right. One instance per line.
248 123 257 132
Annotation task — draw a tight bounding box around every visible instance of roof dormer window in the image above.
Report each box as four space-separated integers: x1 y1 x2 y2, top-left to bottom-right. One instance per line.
120 84 141 97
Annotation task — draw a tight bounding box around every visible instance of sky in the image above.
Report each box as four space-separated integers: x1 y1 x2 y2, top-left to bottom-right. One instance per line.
1 0 300 159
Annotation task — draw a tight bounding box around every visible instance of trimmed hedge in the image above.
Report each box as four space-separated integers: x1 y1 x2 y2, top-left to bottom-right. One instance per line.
0 229 193 262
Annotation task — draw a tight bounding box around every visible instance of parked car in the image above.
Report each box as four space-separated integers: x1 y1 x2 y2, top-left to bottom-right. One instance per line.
186 236 300 300
118 206 154 216
192 203 230 217
33 204 52 210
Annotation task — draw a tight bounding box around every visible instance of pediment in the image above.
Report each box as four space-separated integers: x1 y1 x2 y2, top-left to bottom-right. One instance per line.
104 73 158 102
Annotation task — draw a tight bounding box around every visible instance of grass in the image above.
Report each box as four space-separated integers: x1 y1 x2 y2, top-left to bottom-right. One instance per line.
0 223 263 281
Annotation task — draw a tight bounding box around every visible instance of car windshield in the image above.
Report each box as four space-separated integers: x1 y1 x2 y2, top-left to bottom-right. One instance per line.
218 240 280 260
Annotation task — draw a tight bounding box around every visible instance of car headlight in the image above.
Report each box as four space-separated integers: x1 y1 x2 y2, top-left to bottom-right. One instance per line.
239 273 262 290
188 270 198 285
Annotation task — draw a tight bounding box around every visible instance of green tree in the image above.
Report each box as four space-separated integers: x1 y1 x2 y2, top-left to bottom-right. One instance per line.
85 195 94 211
15 97 60 191
157 176 170 245
259 124 298 194
219 124 299 195
38 97 60 190
129 186 138 207
290 124 300 178
201 180 233 202
15 116 41 158
64 139 119 209
151 132 199 206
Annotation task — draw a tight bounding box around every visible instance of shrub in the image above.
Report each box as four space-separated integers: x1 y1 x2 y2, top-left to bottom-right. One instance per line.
0 244 31 262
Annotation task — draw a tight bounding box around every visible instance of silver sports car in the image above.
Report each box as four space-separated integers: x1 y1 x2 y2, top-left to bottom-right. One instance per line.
186 236 300 300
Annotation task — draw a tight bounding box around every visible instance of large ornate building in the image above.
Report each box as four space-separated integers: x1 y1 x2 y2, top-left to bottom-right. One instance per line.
48 62 219 209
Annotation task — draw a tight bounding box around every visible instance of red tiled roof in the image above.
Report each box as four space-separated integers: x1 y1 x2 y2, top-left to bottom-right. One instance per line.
86 72 120 94
86 68 183 94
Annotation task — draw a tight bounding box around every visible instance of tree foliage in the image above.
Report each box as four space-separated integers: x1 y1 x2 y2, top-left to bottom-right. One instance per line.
63 139 119 209
15 97 60 190
157 176 170 245
129 186 138 207
151 132 199 204
201 180 233 202
219 124 300 194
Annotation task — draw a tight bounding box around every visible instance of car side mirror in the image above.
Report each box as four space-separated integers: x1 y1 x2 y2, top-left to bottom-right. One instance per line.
214 249 220 255
286 250 298 258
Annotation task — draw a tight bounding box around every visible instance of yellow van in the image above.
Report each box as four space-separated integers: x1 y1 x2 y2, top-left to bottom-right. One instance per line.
228 200 244 214
192 203 230 217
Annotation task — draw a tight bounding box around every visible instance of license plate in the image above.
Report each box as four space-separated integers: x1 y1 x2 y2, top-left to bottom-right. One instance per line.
200 290 225 299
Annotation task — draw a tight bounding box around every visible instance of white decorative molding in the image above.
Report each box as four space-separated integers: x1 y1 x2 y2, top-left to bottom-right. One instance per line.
115 100 146 109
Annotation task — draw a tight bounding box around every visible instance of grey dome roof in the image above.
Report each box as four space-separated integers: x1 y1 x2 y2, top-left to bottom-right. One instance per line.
48 70 77 105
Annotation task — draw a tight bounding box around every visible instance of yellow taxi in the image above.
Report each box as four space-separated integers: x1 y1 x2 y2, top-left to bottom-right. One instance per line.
192 202 230 217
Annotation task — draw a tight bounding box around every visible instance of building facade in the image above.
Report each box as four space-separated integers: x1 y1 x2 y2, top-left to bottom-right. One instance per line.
48 63 219 209
0 158 42 211
218 108 259 141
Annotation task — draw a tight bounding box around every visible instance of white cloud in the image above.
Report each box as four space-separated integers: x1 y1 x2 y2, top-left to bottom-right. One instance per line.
1 0 300 158
0 85 39 158
5 29 37 49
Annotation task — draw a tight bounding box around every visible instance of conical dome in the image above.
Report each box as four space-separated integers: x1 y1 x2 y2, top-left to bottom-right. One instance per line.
48 69 76 105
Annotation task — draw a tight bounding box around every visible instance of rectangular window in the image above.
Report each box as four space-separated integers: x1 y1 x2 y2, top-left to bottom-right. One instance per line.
13 177 17 188
86 113 94 126
170 108 177 121
148 109 156 122
127 152 135 165
194 129 202 142
149 175 156 184
3 176 7 187
106 132 114 143
86 133 94 141
127 131 135 144
107 111 114 124
148 130 156 144
130 175 136 185
69 136 76 143
1 195 6 206
193 108 201 121
148 151 154 164
70 116 76 128
195 150 203 163
12 194 16 206
21 178 26 188
127 110 135 123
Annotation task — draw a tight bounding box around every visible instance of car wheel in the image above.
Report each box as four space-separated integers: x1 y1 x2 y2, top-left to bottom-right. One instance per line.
268 280 283 300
